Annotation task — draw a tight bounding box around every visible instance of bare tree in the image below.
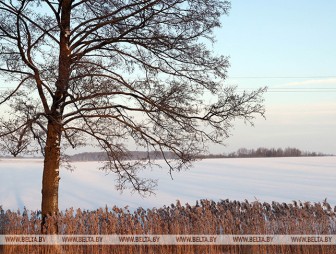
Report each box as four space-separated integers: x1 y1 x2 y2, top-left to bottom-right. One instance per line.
0 0 266 229
0 94 40 156
0 119 31 157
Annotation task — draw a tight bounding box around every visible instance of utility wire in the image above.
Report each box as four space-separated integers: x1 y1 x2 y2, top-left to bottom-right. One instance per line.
228 76 336 79
1 74 336 93
2 89 335 93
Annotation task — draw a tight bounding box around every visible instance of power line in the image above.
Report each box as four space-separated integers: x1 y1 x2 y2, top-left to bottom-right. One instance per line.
228 76 336 79
1 82 336 93
266 90 336 93
237 88 336 93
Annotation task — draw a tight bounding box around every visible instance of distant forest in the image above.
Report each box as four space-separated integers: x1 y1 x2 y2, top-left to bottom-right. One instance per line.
0 147 331 160
203 147 331 159
67 147 332 161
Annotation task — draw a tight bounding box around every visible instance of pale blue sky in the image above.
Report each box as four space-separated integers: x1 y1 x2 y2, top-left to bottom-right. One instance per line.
210 0 336 154
1 1 335 155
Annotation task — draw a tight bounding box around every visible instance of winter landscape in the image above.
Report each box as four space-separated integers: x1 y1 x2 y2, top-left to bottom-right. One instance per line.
1 156 335 212
0 0 335 252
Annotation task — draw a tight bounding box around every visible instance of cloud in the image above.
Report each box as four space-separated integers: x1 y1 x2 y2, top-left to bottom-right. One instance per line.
280 78 336 88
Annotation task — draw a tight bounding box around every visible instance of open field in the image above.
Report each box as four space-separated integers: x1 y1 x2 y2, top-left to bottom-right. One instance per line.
0 157 335 211
1 157 336 253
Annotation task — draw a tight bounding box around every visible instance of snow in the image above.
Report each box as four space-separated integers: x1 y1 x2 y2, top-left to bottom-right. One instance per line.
0 157 335 211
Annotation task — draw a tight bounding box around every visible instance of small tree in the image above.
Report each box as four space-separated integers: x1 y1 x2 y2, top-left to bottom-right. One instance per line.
0 119 31 157
0 0 266 230
0 96 40 157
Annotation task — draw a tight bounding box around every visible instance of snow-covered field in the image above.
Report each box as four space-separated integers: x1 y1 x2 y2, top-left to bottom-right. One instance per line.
0 157 335 211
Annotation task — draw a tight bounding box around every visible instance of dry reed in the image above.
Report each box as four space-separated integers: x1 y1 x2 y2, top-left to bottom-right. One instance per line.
1 199 336 254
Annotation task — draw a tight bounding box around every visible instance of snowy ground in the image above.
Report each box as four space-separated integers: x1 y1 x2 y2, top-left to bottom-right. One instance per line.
0 157 335 211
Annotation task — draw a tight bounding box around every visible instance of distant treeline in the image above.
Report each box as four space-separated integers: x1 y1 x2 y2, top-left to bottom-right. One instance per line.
203 147 331 159
68 147 331 161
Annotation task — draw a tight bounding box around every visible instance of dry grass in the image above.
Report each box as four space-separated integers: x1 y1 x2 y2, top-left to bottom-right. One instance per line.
1 199 336 253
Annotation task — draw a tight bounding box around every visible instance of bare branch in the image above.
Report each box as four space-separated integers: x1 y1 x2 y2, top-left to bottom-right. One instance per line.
0 75 30 105
0 0 267 196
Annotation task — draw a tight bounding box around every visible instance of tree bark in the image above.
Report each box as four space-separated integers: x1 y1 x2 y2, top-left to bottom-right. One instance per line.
41 0 71 234
41 118 62 234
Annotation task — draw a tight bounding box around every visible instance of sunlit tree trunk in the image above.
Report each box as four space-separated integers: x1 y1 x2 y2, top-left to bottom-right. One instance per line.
41 118 62 233
41 0 72 233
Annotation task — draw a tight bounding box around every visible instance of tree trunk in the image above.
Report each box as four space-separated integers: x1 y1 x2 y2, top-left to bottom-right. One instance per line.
41 119 62 234
41 0 71 234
